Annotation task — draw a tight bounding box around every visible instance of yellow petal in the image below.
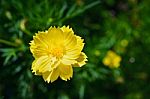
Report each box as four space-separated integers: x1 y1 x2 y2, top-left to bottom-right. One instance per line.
76 36 84 48
102 57 111 66
49 69 60 83
42 71 51 82
42 63 73 82
61 26 74 34
61 57 77 65
29 33 49 58
61 26 77 49
32 56 56 73
58 64 73 81
73 52 88 67
33 34 48 47
63 36 84 61
42 68 60 83
47 27 64 45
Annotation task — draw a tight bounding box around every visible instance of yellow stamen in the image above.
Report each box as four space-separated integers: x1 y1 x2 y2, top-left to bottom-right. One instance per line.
47 47 64 58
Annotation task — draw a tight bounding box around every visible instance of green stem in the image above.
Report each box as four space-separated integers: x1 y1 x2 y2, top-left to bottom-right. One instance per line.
23 29 32 36
0 39 17 47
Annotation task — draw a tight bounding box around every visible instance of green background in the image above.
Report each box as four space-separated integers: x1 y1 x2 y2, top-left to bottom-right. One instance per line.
0 0 150 99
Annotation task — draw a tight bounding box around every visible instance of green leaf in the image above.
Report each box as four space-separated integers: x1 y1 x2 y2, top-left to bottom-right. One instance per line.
0 48 17 65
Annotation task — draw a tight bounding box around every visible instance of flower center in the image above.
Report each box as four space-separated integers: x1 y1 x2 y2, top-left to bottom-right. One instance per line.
48 47 64 58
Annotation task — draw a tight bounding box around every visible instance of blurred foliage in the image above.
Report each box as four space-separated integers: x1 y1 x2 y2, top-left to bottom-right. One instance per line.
0 0 150 99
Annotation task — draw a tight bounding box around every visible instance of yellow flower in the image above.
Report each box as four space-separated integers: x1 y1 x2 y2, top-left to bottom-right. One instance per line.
30 26 87 83
103 50 121 68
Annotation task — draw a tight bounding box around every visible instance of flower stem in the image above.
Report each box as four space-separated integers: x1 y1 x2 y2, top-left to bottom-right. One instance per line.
0 39 17 47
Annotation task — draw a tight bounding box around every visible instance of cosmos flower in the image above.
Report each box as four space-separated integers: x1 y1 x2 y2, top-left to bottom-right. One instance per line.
30 26 87 83
103 50 121 68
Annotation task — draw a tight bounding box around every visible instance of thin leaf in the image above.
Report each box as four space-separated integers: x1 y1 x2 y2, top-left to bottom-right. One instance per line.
58 2 67 19
72 0 100 17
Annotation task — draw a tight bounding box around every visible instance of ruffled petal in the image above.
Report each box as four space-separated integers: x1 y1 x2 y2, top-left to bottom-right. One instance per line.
42 63 73 82
47 27 64 46
29 31 51 58
32 56 57 73
61 57 77 65
42 68 59 83
61 26 77 49
62 36 85 63
58 63 73 81
73 52 88 67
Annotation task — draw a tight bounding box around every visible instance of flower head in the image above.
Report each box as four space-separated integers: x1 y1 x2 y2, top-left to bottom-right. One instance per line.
30 26 87 83
102 50 121 68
